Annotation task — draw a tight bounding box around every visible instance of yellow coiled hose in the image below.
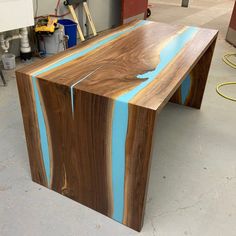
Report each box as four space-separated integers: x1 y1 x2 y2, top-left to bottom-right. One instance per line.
216 53 236 101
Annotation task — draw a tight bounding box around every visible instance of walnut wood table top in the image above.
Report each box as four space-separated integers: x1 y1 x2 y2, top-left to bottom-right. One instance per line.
18 20 217 111
16 20 218 231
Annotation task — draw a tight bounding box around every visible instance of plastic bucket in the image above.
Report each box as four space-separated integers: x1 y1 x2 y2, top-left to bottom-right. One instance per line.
1 53 16 70
58 19 77 48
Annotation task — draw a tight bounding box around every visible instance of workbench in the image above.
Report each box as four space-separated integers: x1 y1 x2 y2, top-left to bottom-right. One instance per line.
16 20 218 231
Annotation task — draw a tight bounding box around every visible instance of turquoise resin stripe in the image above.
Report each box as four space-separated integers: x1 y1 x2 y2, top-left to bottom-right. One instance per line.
30 20 148 186
111 27 199 223
181 74 191 104
32 76 51 184
69 20 149 114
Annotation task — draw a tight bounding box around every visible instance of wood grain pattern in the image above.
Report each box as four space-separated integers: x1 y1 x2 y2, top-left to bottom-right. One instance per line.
123 105 156 230
16 20 217 231
37 80 113 214
16 73 48 186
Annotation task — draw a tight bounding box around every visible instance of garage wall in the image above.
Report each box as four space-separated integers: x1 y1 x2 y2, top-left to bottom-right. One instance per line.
87 0 121 32
33 0 121 31
0 0 121 58
33 0 75 21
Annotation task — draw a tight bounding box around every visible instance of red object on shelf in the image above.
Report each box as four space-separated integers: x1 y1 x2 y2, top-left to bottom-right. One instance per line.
226 1 236 46
121 0 148 24
229 2 236 30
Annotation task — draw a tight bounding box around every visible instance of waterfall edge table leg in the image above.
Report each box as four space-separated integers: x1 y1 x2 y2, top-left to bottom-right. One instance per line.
122 104 156 231
16 73 157 231
16 72 48 186
170 37 217 109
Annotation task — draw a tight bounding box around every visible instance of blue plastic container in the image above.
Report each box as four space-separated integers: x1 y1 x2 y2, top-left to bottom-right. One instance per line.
58 19 77 48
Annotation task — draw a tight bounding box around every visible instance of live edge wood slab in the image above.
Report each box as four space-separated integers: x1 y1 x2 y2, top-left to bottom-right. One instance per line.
16 20 218 231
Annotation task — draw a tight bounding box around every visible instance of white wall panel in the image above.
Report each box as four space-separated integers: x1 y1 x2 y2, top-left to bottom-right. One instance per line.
0 0 34 32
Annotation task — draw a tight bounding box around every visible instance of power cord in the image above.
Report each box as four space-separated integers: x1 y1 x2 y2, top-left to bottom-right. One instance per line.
216 53 236 101
222 53 236 69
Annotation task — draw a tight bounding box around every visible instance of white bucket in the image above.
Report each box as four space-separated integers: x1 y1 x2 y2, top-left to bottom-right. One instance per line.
1 53 16 70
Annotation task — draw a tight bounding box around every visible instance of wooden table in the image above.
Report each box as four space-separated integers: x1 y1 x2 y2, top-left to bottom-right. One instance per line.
16 20 218 232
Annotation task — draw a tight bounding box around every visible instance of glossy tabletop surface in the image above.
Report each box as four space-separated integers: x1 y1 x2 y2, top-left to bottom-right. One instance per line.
18 20 218 111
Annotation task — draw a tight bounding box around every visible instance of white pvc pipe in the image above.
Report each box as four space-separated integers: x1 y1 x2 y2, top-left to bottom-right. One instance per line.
20 27 31 53
0 27 31 54
5 34 22 52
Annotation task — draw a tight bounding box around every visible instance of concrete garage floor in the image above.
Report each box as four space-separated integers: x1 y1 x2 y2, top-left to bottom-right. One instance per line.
0 0 236 235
